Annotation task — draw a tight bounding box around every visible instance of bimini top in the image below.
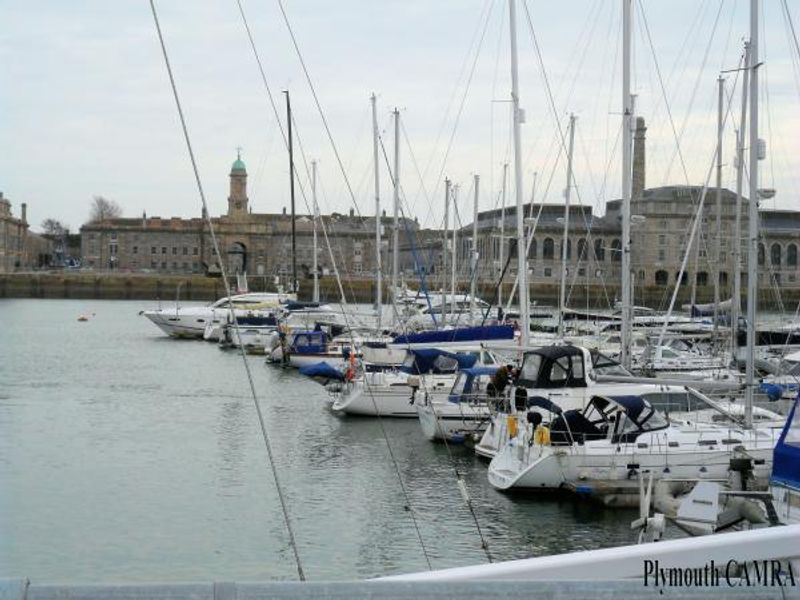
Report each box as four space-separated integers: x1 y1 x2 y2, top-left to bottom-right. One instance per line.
518 344 587 389
599 395 649 421
391 325 514 346
400 348 478 375
772 395 800 489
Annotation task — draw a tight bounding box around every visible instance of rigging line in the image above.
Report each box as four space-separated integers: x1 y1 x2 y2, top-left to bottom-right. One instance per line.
275 0 370 222
783 0 800 82
419 0 497 231
489 0 507 215
148 0 305 581
409 0 494 216
639 0 724 188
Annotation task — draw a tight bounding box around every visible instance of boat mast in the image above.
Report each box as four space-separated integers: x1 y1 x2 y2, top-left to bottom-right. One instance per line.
713 76 724 335
284 90 297 295
745 0 760 429
509 0 530 346
312 160 320 303
451 184 459 318
620 0 633 369
558 114 577 339
498 162 508 310
371 93 382 328
471 174 480 323
392 108 401 322
732 42 750 360
443 178 450 326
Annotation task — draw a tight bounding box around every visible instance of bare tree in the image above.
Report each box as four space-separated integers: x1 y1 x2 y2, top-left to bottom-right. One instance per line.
41 218 69 237
89 196 122 223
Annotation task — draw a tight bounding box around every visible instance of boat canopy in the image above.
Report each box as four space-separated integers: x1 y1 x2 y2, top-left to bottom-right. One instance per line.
298 361 345 383
400 348 478 375
448 366 498 402
772 395 800 489
518 345 587 389
290 330 328 354
391 325 514 346
526 396 563 414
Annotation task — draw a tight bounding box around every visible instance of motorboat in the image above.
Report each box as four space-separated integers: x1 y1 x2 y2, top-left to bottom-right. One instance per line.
416 366 498 443
218 314 280 354
141 292 294 338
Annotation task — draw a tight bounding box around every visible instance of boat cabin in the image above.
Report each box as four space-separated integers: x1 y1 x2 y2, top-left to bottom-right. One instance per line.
517 345 590 389
289 330 328 354
400 348 478 375
448 366 499 404
549 394 668 446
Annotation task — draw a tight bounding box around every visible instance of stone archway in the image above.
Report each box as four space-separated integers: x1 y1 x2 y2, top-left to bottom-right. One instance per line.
227 241 247 274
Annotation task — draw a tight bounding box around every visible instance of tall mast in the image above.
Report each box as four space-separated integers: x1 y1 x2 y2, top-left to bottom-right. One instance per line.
558 114 577 339
284 90 297 294
443 178 450 326
713 76 724 335
371 94 382 328
745 0 760 429
498 163 508 310
509 0 529 346
732 42 750 360
392 108 401 321
620 0 633 369
471 174 480 322
311 160 319 303
451 184 459 318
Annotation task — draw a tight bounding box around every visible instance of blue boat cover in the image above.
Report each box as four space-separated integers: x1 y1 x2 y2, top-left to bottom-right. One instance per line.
400 348 478 375
461 366 500 377
526 395 564 414
299 362 345 382
772 394 800 489
391 325 514 345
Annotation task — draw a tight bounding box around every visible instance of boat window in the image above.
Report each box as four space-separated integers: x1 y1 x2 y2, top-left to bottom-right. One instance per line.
482 351 495 365
660 347 679 358
519 353 543 384
451 373 468 396
642 391 701 414
640 407 668 430
551 357 570 383
433 355 459 373
572 356 584 380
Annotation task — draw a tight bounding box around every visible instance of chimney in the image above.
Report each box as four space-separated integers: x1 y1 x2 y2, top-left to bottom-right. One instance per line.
142 210 147 228
282 206 287 216
382 209 386 218
21 202 27 223
349 208 355 217
632 116 646 200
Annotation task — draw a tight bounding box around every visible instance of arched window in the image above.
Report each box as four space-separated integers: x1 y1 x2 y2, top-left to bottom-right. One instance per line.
528 237 537 259
577 239 588 261
560 239 572 260
675 271 688 285
696 271 708 286
611 239 622 263
594 238 605 262
655 270 668 285
788 243 798 267
543 237 555 259
719 271 728 286
758 243 765 266
771 243 782 266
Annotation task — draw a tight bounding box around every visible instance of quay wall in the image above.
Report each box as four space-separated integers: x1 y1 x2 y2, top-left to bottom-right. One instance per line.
0 272 797 311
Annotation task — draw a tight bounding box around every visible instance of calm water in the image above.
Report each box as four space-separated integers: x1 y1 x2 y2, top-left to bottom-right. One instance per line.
0 298 645 583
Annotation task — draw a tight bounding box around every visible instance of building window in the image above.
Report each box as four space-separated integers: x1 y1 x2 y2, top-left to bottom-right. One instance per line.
151 261 157 269
758 243 765 266
658 234 666 245
594 239 605 262
658 249 666 261
162 247 167 255
788 244 798 267
675 271 688 285
192 262 199 273
544 267 552 277
655 270 668 285
578 268 586 277
577 239 587 261
182 262 188 270
172 262 177 270
543 238 555 259
611 239 621 262
560 239 572 260
637 270 645 282
133 246 138 254
719 271 728 286
354 262 363 273
160 261 166 269
193 247 199 256
528 238 537 259
151 247 156 254
172 247 177 255
182 247 188 255
696 272 708 286
771 243 782 266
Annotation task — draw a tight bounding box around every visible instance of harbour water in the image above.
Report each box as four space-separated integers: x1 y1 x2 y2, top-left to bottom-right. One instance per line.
2 298 652 583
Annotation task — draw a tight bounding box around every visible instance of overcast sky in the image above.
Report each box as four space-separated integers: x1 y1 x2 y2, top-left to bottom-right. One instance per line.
2 0 799 233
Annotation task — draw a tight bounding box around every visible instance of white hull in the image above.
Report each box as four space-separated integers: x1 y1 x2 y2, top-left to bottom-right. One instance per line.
332 374 454 417
416 400 491 442
288 353 347 369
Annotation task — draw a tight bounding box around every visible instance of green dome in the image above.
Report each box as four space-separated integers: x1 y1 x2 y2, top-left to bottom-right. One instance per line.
231 157 246 172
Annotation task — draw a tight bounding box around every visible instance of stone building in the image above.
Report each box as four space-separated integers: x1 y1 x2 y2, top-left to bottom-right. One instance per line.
0 192 29 273
80 153 416 286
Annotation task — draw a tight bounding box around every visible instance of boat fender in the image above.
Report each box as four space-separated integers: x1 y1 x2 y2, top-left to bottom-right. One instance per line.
506 415 518 438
